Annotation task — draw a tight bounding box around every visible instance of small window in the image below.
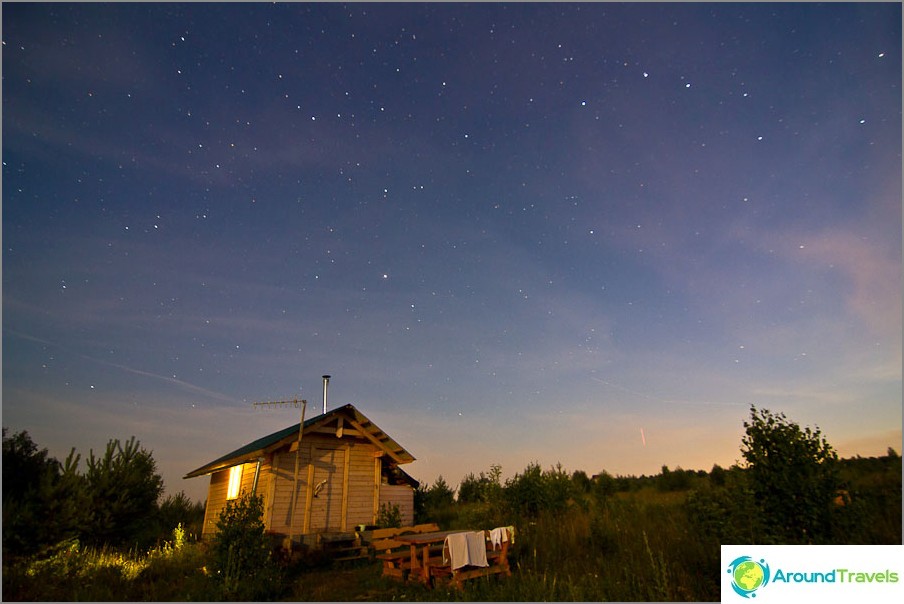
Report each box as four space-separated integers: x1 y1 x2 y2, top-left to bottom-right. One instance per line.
227 465 243 500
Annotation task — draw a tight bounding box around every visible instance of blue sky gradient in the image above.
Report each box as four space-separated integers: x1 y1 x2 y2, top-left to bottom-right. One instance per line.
3 3 901 502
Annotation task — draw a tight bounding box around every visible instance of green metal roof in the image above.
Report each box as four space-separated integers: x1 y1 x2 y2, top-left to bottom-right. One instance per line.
183 403 415 479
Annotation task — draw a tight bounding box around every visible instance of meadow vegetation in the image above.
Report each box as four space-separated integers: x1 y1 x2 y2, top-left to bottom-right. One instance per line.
3 406 900 601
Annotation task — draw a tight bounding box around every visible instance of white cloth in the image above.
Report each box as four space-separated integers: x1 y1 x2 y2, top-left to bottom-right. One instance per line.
489 527 509 550
443 531 488 570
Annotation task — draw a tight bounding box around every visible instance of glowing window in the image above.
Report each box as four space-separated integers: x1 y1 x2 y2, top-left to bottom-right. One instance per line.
227 465 243 500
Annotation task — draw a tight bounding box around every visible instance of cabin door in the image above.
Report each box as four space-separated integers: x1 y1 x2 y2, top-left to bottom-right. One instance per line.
309 447 346 532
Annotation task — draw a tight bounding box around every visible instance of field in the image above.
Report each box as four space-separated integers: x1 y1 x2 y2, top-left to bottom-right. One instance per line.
5 450 900 602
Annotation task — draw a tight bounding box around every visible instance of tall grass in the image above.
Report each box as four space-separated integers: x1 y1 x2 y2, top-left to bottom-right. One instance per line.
522 491 717 601
421 488 720 601
2 536 218 601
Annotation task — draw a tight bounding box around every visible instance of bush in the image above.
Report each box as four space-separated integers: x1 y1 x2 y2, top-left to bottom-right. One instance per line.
209 493 282 600
376 502 402 528
157 491 205 542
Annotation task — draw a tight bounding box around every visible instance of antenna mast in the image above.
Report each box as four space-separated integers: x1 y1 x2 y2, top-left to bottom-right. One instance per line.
253 396 307 550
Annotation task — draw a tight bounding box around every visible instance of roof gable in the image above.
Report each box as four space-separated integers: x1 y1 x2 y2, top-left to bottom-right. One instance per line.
183 403 415 479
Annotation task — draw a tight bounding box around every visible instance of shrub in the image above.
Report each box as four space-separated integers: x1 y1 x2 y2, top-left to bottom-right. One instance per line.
377 502 402 528
209 493 282 600
157 491 205 542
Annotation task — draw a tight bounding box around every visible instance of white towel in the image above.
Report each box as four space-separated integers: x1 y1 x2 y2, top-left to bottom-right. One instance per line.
444 531 488 570
489 527 509 550
466 531 488 568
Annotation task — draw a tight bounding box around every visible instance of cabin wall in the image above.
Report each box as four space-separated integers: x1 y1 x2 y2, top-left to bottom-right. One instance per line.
379 484 415 527
265 447 310 536
198 428 414 540
201 459 270 538
265 434 385 536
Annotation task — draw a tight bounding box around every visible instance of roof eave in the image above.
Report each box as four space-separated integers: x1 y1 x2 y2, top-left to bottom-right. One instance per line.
183 403 415 479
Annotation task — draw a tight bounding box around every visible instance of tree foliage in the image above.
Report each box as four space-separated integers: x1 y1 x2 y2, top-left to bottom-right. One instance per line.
2 428 204 557
209 493 281 600
2 430 90 557
505 462 577 517
83 436 165 548
457 464 503 504
741 405 840 543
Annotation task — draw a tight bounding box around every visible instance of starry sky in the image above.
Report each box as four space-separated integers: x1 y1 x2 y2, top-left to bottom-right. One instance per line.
3 2 901 503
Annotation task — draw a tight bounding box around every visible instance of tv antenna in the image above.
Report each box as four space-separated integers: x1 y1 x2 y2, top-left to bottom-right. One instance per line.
253 396 307 549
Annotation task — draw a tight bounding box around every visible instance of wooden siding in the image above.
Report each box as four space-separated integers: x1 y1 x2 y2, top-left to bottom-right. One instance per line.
202 460 269 538
200 432 415 539
379 484 415 527
267 446 311 536
266 435 387 535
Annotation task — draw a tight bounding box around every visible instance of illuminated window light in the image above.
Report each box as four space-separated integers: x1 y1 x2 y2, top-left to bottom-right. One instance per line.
227 465 243 500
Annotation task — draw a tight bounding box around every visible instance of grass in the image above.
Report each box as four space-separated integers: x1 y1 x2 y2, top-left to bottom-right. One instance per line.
2 539 219 601
284 488 721 602
5 488 714 601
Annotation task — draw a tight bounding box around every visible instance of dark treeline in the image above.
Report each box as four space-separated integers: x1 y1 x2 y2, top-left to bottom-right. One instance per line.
2 428 205 560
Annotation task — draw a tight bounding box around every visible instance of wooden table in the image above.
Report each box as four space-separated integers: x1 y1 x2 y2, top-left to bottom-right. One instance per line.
394 530 470 585
393 529 511 588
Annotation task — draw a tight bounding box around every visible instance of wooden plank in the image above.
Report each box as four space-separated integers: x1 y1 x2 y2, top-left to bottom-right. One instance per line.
372 538 409 551
264 453 278 528
346 417 406 463
340 443 350 531
302 454 314 534
373 456 381 525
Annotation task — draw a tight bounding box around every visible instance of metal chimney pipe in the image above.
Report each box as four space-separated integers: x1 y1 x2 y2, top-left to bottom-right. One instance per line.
322 375 331 414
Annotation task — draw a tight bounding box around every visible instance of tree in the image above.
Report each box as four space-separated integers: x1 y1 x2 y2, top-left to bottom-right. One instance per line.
2 429 89 557
591 470 617 501
456 472 481 504
571 469 591 493
709 464 726 487
83 436 164 548
2 429 57 499
425 475 455 509
157 490 206 541
504 462 576 517
741 406 840 543
457 464 503 504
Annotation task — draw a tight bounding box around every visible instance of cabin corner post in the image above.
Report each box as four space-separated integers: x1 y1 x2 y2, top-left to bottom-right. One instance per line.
303 453 315 535
340 442 351 531
251 457 263 494
201 474 216 538
287 400 308 545
263 453 278 528
372 454 382 524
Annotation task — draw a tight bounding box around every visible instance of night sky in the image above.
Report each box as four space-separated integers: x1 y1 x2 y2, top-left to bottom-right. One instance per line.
3 2 901 503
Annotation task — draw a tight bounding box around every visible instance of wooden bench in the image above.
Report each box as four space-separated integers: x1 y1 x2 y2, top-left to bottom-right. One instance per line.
365 523 441 552
367 523 440 581
377 543 445 581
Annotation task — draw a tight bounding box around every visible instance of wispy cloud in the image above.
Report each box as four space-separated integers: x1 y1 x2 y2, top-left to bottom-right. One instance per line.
4 328 241 405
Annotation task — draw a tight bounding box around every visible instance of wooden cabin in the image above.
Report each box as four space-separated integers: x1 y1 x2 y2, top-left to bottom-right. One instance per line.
184 404 418 545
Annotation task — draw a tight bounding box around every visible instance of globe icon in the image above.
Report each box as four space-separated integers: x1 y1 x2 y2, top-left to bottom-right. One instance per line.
733 560 765 592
